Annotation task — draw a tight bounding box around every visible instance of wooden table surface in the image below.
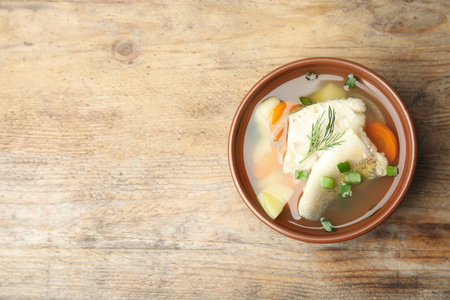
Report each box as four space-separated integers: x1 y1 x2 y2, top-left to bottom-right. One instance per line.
1 0 449 298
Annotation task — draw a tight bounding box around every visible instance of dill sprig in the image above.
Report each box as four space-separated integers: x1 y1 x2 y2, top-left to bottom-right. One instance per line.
299 106 345 166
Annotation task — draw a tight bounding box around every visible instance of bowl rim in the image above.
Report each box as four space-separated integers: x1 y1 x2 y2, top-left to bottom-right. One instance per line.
228 57 417 243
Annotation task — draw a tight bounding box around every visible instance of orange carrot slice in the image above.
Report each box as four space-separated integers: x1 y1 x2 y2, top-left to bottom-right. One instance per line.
289 104 302 114
271 102 300 141
272 125 284 142
271 101 286 125
272 116 290 142
254 147 277 179
365 122 398 163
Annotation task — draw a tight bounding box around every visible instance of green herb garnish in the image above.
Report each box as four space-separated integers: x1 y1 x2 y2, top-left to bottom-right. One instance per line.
387 166 398 177
300 97 313 106
345 171 362 184
321 176 335 189
339 183 352 197
305 72 317 81
295 170 309 180
320 217 336 232
298 106 345 165
345 74 359 89
337 161 351 173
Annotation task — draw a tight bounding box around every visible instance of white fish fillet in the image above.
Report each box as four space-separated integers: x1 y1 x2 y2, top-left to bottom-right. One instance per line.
284 98 366 173
298 128 388 221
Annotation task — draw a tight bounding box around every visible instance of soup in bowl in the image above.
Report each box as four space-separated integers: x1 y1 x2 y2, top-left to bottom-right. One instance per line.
228 57 417 243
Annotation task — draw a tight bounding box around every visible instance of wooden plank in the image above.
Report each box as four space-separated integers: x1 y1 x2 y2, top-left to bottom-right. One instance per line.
0 248 448 298
0 0 449 298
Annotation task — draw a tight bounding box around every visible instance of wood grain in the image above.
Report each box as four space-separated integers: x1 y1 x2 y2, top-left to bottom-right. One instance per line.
0 0 449 298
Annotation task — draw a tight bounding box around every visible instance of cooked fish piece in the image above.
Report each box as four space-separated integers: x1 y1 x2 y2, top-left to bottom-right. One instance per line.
298 128 388 221
284 98 366 174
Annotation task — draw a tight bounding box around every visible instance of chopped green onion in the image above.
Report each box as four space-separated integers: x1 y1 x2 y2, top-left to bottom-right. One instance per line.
295 170 309 180
345 74 359 89
300 97 313 106
305 72 317 81
338 183 352 197
320 217 336 232
368 204 379 217
337 161 351 173
387 166 398 177
345 171 361 184
321 176 335 189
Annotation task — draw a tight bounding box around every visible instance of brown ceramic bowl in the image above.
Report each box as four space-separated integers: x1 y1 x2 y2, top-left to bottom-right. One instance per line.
228 57 417 243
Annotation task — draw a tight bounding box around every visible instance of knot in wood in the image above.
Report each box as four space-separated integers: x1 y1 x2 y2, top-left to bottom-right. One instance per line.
118 42 133 56
112 39 140 62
